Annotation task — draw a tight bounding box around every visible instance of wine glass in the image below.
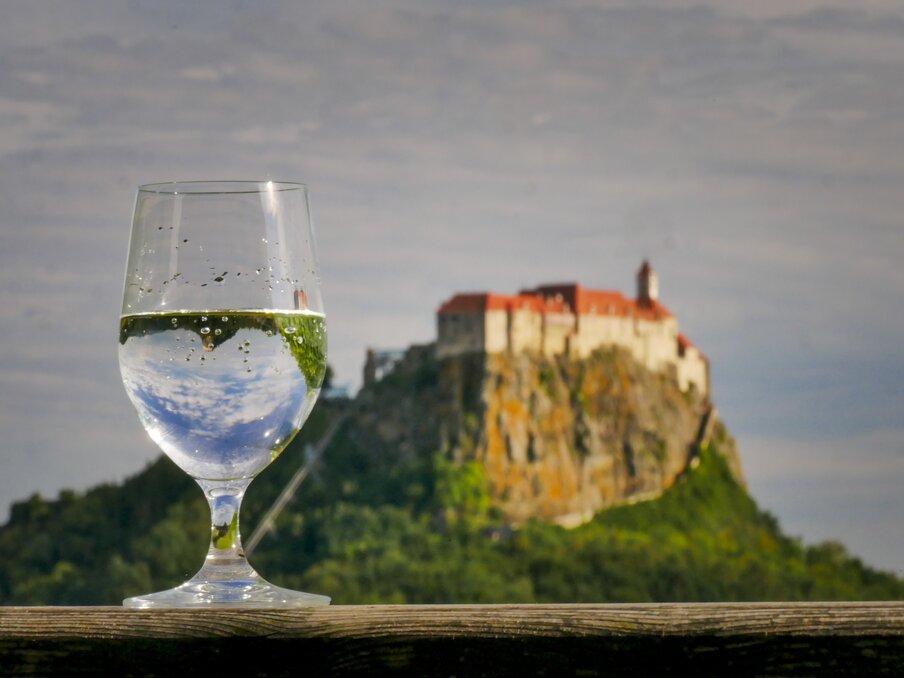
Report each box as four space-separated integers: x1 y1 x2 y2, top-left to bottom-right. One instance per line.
118 180 329 607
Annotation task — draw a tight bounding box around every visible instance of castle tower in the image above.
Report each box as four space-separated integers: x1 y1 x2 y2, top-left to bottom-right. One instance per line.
637 259 659 305
363 348 377 387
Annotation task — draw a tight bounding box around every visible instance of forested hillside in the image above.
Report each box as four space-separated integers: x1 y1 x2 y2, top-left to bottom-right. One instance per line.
1 397 900 604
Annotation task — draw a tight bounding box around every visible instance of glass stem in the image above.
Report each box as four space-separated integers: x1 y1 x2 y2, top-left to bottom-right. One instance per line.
196 479 255 579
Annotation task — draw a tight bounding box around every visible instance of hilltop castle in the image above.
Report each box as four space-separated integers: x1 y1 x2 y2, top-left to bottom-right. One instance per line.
435 261 709 396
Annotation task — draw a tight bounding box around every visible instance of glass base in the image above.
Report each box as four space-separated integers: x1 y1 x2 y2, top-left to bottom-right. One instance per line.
123 561 330 608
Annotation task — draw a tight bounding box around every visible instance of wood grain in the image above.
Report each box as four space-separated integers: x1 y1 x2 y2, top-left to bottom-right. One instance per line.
2 603 904 676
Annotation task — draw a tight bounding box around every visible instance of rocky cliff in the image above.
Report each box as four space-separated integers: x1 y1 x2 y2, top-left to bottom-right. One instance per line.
349 344 742 526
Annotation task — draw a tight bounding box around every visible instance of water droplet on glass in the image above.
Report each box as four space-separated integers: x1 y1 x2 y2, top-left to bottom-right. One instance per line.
214 328 222 336
221 316 228 322
201 316 208 322
171 318 178 326
243 340 250 346
256 268 262 274
284 326 296 334
200 327 210 335
265 330 272 337
214 276 224 282
183 239 189 243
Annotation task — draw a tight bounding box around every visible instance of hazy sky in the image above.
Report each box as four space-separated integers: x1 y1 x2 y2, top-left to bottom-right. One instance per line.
1 1 902 573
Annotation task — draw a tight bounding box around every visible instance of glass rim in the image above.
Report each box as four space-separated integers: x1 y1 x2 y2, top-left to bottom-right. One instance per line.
138 180 308 195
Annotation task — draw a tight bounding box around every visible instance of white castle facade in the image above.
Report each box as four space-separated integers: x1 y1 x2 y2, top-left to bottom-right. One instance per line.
435 261 709 397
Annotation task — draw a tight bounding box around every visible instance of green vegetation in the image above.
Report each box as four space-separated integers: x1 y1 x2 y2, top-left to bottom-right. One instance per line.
1 397 900 605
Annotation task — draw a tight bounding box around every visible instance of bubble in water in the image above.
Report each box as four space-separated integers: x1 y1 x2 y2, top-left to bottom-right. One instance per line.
284 326 297 334
200 327 210 335
214 328 222 336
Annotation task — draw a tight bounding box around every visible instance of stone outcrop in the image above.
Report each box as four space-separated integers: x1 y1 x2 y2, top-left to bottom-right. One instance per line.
349 343 741 526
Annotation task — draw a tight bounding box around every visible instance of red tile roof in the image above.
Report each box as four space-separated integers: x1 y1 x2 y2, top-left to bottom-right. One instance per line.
439 283 673 321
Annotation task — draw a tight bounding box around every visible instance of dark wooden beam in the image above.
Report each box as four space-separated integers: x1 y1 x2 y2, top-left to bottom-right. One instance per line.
2 603 904 676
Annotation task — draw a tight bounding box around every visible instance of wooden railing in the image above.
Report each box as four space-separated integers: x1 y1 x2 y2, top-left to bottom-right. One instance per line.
2 603 904 676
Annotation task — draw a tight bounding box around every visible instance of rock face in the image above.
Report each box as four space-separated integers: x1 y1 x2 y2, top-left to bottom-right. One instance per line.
349 344 742 526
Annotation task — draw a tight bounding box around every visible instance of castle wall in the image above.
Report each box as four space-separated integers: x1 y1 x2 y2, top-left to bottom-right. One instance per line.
436 288 708 397
677 346 708 394
485 310 509 353
436 312 485 358
508 308 543 353
571 314 633 357
636 317 679 372
541 312 575 356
